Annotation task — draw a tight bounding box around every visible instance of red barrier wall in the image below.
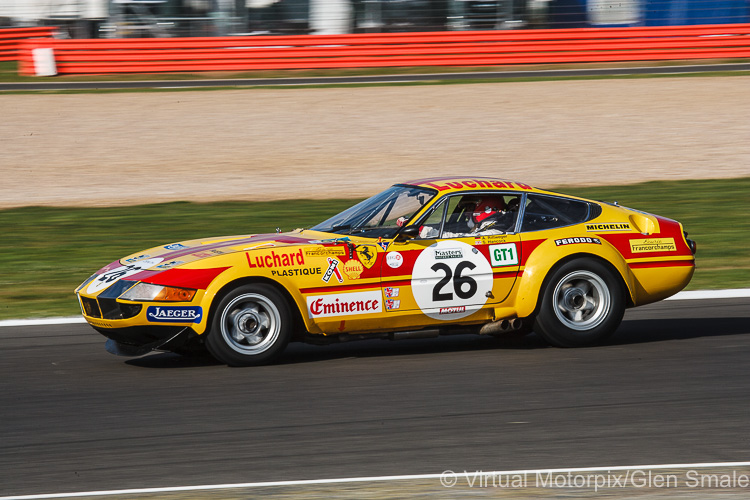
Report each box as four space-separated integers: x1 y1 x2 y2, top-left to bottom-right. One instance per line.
0 27 55 62
18 24 750 76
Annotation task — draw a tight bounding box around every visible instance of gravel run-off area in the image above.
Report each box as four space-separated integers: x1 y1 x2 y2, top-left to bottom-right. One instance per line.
1 76 749 208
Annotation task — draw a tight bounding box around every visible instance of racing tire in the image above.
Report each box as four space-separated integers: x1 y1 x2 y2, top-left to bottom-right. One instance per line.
534 259 625 348
206 284 292 366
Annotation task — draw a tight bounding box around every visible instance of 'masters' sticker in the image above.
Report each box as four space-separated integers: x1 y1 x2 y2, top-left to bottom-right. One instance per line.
307 291 382 318
630 238 676 253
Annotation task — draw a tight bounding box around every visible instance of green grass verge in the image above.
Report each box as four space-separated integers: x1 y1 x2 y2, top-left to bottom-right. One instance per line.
1 177 747 320
2 59 749 92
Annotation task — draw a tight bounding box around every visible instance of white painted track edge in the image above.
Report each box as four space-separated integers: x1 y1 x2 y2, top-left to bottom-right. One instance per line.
2 461 750 500
1 288 749 328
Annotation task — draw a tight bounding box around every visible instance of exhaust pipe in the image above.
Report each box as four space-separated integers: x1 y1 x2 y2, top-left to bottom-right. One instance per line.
480 318 525 336
479 319 511 336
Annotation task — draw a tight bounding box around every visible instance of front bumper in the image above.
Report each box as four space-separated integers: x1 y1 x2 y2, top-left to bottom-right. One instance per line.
77 286 209 355
103 327 194 356
90 323 188 347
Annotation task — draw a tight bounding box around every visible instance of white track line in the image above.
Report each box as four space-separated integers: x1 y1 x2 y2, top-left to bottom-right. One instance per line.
1 289 749 328
664 288 750 300
2 462 750 500
0 317 86 328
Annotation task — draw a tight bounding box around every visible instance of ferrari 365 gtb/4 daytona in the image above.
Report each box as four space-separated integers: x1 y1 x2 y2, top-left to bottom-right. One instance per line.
76 177 696 366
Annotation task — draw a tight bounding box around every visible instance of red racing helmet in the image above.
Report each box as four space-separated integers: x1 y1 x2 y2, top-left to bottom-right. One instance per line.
472 196 506 224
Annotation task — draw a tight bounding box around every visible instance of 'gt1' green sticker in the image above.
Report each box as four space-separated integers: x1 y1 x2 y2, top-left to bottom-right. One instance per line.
489 243 518 267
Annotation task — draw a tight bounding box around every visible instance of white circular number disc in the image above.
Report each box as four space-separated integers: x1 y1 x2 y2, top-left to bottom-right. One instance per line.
411 241 493 320
87 257 164 294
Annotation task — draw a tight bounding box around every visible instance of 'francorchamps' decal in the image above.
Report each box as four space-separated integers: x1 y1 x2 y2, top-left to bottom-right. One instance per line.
87 257 163 294
630 238 676 253
147 306 202 323
305 247 346 257
411 240 493 321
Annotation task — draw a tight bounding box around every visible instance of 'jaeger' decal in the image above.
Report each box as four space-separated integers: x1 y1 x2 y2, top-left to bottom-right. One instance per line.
146 306 202 323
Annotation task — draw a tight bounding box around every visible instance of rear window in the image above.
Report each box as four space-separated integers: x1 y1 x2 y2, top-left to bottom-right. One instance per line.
521 194 594 232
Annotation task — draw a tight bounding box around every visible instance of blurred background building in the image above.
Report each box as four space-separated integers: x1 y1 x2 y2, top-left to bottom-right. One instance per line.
0 0 748 38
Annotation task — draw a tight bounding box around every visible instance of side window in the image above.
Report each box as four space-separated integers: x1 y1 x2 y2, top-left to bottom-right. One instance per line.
416 199 447 239
417 193 522 239
521 195 590 232
442 196 475 237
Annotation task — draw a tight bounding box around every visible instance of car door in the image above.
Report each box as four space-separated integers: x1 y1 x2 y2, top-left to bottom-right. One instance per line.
381 192 522 321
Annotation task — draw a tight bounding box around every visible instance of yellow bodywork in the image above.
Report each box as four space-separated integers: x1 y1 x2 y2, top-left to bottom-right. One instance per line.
76 177 694 340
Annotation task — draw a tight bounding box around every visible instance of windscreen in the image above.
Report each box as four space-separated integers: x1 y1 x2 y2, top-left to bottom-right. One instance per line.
311 185 436 239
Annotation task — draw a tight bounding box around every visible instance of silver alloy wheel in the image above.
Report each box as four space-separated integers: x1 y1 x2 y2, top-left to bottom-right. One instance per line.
552 270 611 331
219 293 281 355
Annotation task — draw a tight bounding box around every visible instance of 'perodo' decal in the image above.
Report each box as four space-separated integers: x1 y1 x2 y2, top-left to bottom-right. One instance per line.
411 241 493 320
87 257 163 294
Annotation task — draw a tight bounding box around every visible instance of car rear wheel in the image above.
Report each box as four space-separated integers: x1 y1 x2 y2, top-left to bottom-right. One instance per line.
206 284 292 366
534 259 625 347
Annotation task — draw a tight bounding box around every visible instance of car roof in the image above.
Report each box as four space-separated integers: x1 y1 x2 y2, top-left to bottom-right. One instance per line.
404 176 543 194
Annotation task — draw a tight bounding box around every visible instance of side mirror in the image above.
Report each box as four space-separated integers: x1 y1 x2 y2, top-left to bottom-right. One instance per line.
396 226 419 240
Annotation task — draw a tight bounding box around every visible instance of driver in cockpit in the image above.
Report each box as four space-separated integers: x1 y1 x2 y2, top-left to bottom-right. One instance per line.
419 195 517 238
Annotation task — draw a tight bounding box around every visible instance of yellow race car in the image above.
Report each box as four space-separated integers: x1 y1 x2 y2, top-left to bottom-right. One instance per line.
76 177 696 366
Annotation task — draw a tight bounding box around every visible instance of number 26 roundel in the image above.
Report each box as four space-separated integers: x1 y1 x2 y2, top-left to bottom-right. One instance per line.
411 241 494 320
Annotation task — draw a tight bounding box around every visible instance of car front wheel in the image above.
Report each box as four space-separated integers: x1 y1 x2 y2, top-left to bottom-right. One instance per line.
206 284 292 366
534 259 625 347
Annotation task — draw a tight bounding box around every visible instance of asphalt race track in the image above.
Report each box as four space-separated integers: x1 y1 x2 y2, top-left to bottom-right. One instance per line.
1 297 749 498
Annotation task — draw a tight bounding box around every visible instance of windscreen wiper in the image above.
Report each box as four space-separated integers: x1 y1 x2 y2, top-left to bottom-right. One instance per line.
329 224 352 233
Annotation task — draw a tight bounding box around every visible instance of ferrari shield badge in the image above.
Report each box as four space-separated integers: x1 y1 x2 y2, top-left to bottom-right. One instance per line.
355 245 378 269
